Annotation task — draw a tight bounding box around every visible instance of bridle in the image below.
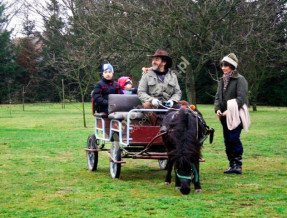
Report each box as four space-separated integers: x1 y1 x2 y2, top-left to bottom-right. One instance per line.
176 164 199 182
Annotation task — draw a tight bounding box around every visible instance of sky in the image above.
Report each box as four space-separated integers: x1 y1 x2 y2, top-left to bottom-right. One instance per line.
4 0 259 38
4 0 53 38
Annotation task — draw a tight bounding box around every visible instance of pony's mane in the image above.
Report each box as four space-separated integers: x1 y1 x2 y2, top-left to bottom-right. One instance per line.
166 108 203 165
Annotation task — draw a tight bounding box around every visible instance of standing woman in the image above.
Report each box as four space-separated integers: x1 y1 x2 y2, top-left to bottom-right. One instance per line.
214 53 248 174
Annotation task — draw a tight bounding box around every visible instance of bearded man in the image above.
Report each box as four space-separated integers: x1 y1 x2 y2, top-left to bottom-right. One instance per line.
137 49 184 125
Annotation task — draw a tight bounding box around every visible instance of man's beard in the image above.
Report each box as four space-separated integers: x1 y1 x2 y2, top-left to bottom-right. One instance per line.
152 63 164 71
152 65 159 71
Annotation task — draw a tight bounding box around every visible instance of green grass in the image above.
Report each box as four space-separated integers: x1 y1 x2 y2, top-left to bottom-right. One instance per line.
0 103 286 217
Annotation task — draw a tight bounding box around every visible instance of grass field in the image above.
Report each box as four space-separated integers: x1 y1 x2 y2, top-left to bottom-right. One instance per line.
0 103 286 217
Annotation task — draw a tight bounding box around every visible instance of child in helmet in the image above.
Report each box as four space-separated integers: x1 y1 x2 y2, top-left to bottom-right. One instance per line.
117 76 137 95
92 63 122 113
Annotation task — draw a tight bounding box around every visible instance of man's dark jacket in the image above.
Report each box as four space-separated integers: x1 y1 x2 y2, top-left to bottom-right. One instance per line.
92 78 122 113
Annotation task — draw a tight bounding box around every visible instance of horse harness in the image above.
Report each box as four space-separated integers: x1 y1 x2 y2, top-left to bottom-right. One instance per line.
135 107 214 157
189 108 215 145
167 107 214 144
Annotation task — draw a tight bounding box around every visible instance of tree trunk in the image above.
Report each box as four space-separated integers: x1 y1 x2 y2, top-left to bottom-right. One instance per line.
22 86 25 111
185 65 196 105
82 96 87 128
252 102 257 111
190 72 196 105
251 84 258 112
62 79 65 109
8 83 12 116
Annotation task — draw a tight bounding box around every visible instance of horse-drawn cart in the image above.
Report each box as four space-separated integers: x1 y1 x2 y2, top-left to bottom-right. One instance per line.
85 94 170 179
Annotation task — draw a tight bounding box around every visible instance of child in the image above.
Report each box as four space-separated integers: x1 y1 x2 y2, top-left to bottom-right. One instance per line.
142 67 151 74
92 63 122 113
117 76 137 95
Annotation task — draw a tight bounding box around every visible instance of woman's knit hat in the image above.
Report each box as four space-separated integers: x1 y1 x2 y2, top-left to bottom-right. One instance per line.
221 53 238 69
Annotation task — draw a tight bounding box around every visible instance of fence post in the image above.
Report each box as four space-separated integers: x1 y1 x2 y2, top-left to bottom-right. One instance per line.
62 79 65 109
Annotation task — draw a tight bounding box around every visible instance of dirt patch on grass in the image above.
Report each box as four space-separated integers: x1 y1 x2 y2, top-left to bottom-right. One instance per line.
55 188 73 197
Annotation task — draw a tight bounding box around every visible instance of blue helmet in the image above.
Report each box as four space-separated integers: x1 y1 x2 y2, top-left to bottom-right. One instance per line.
102 63 114 74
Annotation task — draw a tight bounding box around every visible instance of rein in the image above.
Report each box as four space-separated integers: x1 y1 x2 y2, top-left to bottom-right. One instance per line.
135 131 167 156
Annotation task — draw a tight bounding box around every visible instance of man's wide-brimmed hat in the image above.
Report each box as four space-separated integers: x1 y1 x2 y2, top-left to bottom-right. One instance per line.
147 49 172 69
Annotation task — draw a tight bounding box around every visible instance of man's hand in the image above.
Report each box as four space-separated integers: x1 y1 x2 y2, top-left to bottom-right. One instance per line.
152 98 161 107
165 100 174 108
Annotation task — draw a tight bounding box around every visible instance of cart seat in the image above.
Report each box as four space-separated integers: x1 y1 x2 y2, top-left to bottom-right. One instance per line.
94 112 108 118
108 111 144 120
108 94 143 120
108 94 142 113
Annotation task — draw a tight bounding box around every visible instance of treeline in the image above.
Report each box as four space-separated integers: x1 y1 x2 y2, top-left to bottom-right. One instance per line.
1 0 287 109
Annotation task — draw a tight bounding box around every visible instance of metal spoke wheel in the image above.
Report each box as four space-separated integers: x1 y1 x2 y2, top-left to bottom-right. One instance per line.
87 134 98 171
110 140 122 179
158 159 168 170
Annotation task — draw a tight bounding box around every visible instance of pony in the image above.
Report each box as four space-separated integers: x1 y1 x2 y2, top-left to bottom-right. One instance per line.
162 106 213 195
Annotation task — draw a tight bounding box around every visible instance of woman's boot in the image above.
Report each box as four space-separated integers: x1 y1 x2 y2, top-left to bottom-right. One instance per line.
232 155 242 174
224 154 235 174
224 155 242 174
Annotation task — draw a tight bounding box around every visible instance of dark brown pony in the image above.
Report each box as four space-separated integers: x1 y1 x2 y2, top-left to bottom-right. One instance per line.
162 107 213 195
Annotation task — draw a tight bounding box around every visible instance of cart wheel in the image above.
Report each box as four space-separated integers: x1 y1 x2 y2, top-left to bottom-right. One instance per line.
158 159 168 170
110 141 121 179
87 134 98 171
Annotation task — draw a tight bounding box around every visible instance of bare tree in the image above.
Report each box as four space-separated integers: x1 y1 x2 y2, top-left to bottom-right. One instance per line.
90 0 286 108
40 0 109 127
30 0 287 114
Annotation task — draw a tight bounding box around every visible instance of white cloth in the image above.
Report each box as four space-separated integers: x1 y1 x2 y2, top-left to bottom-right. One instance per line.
227 99 251 131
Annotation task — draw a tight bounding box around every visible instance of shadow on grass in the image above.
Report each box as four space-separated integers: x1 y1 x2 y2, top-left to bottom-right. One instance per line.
118 166 167 182
86 164 167 182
